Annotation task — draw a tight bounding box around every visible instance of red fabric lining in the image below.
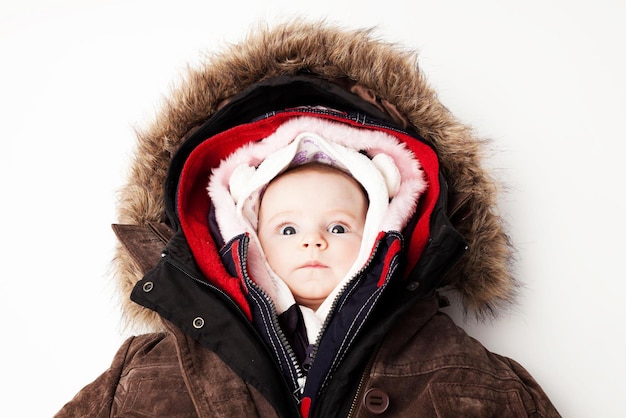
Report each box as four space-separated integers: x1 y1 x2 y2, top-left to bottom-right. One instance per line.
231 238 245 281
378 239 403 288
177 112 440 319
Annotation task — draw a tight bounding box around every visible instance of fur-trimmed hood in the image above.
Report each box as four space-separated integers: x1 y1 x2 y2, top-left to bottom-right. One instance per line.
115 20 515 330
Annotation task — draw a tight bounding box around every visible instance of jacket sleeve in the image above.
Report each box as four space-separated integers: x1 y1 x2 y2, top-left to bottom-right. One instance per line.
53 336 136 418
499 354 562 417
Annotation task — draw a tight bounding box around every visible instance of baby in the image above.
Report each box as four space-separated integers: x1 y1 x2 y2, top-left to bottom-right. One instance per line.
257 163 368 312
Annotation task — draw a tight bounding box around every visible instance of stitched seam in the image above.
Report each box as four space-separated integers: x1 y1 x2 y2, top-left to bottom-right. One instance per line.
376 363 524 381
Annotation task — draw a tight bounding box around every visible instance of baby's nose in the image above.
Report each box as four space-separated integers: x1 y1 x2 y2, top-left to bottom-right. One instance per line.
301 231 328 250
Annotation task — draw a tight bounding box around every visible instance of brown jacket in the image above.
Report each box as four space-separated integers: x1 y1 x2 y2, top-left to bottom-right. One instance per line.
56 295 558 417
56 20 560 417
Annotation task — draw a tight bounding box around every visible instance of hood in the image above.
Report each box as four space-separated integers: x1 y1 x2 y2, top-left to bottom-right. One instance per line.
114 20 516 331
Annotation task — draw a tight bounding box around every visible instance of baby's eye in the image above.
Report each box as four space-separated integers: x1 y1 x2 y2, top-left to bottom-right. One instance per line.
329 223 349 234
279 225 298 236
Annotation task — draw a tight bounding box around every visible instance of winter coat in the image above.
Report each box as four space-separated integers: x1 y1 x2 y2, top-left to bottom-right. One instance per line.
55 20 560 417
54 295 557 417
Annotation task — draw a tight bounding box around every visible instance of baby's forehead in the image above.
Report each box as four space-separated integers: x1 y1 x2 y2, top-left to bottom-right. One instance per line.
258 169 368 226
279 162 351 179
272 163 364 189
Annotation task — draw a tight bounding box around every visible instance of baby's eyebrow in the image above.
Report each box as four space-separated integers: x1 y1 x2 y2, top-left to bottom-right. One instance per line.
258 210 298 226
327 209 365 220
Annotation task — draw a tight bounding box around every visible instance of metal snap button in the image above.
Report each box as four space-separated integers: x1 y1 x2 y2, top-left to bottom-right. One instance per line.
363 388 390 414
192 317 205 329
142 281 154 292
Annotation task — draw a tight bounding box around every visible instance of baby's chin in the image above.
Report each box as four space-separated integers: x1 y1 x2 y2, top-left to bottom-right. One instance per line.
283 270 346 309
291 286 334 311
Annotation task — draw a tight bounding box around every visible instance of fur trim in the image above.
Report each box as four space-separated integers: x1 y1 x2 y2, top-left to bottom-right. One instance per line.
116 19 516 330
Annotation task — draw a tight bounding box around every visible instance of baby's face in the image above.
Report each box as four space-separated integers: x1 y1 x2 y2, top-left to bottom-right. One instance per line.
257 165 367 311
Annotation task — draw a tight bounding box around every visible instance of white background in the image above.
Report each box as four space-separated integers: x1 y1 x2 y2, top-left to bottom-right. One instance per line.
2 1 624 416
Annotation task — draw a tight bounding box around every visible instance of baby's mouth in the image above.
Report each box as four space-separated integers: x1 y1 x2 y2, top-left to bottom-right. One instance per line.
299 261 327 269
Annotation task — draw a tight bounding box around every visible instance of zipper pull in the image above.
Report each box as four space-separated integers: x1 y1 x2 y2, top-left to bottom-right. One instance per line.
302 344 316 373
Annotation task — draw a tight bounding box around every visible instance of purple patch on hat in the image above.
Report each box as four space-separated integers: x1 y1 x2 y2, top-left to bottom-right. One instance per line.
292 150 309 165
312 152 336 165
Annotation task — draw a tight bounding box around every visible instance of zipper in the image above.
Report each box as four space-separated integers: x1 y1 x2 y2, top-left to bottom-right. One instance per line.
246 279 306 399
239 237 306 399
263 107 429 142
